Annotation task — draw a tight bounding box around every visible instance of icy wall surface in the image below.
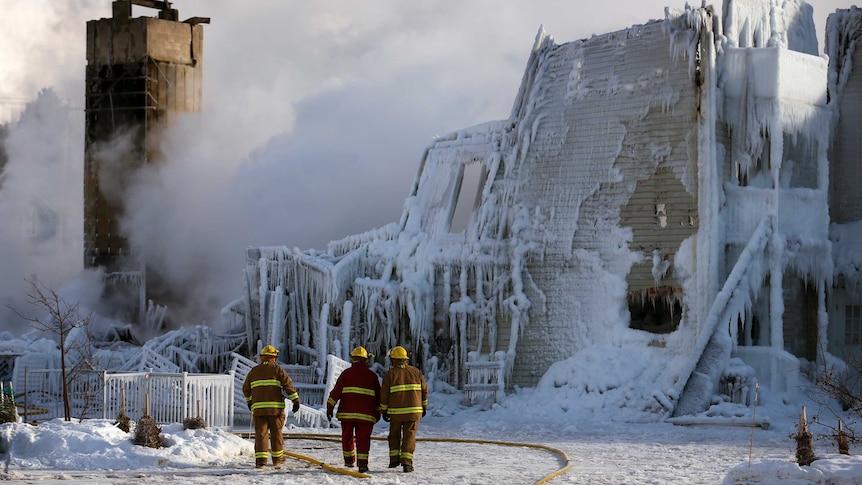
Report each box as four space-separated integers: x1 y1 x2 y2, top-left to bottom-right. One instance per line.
235 0 844 419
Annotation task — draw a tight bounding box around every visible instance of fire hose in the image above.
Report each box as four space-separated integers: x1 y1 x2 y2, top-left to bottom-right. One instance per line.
238 432 571 483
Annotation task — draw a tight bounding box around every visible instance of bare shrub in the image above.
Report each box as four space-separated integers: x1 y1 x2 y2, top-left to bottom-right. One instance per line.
115 412 132 433
182 416 206 430
837 419 850 455
133 415 162 448
183 400 206 429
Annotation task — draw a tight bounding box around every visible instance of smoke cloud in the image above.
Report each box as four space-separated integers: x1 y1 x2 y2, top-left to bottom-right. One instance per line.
0 0 848 332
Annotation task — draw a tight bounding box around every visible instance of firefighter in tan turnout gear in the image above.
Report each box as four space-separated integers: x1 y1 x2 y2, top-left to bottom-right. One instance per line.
380 346 428 473
326 346 381 473
242 345 301 468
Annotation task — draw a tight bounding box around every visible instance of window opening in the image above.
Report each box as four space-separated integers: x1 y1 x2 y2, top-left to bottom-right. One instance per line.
628 289 681 334
449 161 484 233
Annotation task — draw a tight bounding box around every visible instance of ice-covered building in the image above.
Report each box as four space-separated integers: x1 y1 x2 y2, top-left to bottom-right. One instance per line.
231 0 862 416
826 6 862 385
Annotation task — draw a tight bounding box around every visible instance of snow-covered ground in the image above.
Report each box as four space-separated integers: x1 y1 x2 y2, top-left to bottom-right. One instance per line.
1 382 860 484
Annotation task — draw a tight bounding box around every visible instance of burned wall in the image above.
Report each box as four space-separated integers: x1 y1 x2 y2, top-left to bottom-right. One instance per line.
510 20 702 386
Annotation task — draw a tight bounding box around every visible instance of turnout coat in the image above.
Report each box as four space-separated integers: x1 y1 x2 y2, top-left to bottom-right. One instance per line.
380 363 428 420
327 362 381 423
242 360 300 416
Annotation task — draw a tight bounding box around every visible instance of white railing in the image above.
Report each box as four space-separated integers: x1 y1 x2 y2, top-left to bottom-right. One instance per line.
20 369 235 428
464 351 506 404
283 362 326 407
299 354 351 429
732 346 800 402
230 353 335 427
20 369 105 422
322 354 351 405
230 352 257 424
102 371 234 428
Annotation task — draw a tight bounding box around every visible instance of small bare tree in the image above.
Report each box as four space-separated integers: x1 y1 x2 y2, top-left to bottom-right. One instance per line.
62 325 104 422
7 277 92 421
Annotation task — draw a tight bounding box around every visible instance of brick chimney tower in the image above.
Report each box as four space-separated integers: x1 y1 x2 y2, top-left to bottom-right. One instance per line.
84 1 209 325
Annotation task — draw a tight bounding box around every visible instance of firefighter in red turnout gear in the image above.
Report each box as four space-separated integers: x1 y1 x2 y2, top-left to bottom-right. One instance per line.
242 345 301 468
326 346 381 473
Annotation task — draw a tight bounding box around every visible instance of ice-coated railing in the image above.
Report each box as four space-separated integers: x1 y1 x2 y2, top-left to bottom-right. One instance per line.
102 371 234 428
19 369 235 428
732 345 799 403
463 351 507 404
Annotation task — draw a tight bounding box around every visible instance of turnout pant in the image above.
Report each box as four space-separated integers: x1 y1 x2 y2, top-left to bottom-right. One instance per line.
388 417 419 466
339 419 374 467
253 412 286 466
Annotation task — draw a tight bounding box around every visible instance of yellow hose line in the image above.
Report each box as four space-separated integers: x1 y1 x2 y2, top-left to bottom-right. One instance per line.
281 449 372 479
282 432 571 484
232 432 371 479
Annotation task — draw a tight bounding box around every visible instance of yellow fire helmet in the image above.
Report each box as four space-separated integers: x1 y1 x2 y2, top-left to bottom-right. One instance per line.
350 346 369 358
389 346 409 360
260 345 279 357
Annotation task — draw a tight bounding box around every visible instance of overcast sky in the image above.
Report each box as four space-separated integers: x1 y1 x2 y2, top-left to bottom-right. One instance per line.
0 0 851 326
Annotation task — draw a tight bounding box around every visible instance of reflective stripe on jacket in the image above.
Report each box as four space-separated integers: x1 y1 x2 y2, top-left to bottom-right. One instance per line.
242 360 299 416
327 362 381 423
380 363 428 419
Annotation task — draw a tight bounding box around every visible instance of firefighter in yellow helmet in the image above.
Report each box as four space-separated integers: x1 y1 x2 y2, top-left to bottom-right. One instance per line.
380 346 428 473
242 345 301 468
326 346 381 473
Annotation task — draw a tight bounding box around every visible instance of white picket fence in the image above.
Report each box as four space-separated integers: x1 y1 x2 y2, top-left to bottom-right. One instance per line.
19 368 104 422
103 371 234 428
18 353 357 430
20 368 234 428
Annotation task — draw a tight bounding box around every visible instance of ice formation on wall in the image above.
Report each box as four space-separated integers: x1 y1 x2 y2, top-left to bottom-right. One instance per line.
228 0 856 419
722 0 818 54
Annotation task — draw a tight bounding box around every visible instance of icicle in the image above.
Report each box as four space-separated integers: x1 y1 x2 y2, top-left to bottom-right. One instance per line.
664 4 708 77
768 228 785 350
475 264 485 353
341 300 352 362
318 304 329 381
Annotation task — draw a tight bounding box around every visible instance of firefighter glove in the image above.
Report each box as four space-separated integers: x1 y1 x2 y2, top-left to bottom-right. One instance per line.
326 409 333 420
292 400 300 414
422 408 426 417
382 412 390 422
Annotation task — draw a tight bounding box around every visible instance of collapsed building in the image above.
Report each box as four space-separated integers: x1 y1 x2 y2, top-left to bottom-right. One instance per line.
227 0 862 417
